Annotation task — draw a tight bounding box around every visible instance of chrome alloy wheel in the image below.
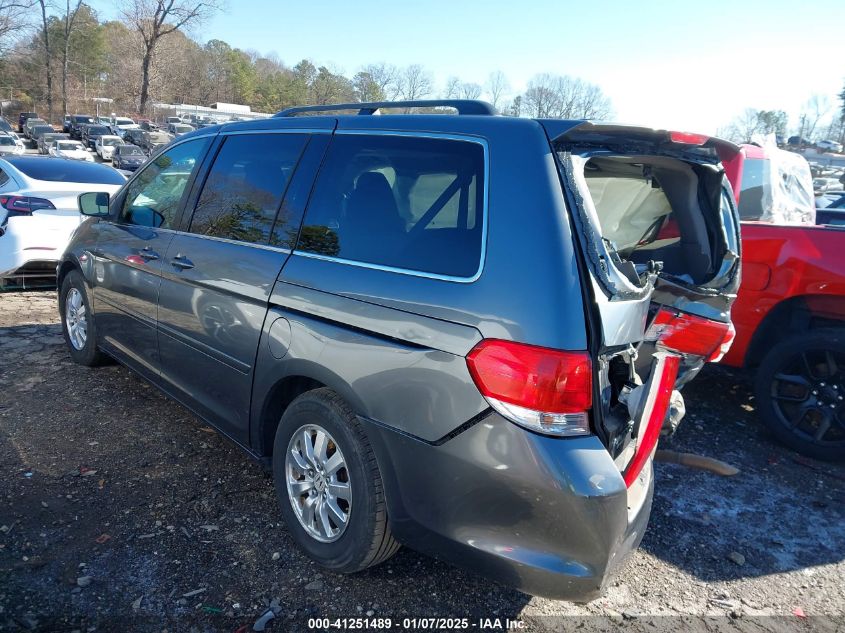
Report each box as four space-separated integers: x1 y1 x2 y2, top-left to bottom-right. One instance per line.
285 424 352 542
65 288 87 351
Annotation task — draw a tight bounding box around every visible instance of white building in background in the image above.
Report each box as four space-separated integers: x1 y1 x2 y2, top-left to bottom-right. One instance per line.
151 101 271 122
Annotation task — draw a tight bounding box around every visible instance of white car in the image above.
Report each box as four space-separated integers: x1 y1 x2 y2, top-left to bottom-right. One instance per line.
95 135 124 161
3 131 26 152
0 156 124 287
0 134 24 156
109 116 140 136
50 140 94 161
817 140 844 154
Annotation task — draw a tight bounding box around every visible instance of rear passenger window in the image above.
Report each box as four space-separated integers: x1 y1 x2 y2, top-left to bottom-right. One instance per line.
189 134 306 244
297 134 485 278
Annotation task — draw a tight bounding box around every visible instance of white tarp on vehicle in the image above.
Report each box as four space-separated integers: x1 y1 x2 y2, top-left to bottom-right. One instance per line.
746 136 816 225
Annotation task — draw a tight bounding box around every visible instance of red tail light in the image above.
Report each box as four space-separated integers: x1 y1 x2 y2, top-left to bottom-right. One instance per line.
623 354 680 487
645 308 732 361
669 131 709 146
466 339 592 436
0 195 56 214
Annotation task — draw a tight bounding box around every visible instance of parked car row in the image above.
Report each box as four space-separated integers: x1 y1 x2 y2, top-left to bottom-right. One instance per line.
13 111 217 156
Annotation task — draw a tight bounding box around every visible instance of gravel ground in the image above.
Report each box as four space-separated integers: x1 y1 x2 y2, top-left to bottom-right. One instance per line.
1 291 843 632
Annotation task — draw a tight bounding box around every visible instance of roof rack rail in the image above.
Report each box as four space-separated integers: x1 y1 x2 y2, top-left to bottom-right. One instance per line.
274 99 497 118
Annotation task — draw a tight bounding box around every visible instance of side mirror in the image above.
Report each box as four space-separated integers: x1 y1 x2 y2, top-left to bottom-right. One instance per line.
78 191 110 217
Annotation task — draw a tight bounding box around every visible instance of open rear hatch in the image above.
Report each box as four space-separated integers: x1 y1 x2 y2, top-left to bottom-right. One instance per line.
543 121 741 480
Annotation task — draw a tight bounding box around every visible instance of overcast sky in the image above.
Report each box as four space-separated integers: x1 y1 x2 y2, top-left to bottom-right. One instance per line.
86 0 845 134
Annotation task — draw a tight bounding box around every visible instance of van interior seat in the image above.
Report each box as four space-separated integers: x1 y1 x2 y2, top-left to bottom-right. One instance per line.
342 171 406 259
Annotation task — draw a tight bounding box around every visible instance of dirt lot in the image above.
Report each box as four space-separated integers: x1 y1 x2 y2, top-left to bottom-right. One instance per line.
1 291 844 632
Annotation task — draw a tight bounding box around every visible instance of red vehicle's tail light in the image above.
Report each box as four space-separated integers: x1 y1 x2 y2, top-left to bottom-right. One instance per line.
466 339 592 436
623 354 680 487
0 195 56 214
645 308 732 361
669 131 709 145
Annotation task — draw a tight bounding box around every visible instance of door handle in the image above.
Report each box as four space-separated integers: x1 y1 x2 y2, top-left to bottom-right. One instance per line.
171 253 194 270
138 247 159 260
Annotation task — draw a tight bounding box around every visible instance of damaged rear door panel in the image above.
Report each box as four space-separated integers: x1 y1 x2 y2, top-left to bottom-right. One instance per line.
542 121 742 469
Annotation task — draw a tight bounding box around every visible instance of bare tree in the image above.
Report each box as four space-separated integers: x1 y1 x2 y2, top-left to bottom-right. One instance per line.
799 94 831 141
523 74 557 118
459 82 481 99
119 0 221 114
486 70 509 110
36 0 53 122
523 73 612 120
443 77 481 100
396 64 432 100
443 76 460 99
60 0 83 115
358 62 398 100
722 108 761 143
0 0 36 54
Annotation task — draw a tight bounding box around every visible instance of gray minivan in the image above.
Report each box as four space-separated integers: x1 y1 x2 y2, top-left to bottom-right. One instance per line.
59 100 740 600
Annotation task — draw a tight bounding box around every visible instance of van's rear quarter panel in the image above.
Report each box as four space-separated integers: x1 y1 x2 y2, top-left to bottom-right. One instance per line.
251 287 488 444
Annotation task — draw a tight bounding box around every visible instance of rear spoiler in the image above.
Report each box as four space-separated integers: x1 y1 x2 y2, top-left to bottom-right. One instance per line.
540 120 740 166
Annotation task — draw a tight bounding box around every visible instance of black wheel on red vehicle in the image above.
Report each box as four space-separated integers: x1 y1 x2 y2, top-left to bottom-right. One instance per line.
754 329 845 461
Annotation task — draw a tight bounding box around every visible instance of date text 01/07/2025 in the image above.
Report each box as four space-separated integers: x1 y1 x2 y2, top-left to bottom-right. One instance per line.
306 617 526 630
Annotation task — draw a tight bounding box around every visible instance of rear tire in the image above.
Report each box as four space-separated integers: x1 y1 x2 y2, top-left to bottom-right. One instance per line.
272 388 400 572
59 270 107 367
754 329 845 461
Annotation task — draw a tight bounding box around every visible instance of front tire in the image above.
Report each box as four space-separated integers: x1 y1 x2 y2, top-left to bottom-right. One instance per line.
59 270 107 367
754 329 845 461
272 388 400 572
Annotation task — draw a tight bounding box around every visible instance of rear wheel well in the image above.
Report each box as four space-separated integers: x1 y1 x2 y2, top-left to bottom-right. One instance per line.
746 295 845 368
259 376 325 457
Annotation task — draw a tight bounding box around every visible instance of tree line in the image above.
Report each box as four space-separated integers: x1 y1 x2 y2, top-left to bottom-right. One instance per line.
0 0 615 123
719 90 845 146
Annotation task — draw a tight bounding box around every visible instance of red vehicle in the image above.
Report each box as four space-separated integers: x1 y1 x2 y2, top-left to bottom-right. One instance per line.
719 143 845 461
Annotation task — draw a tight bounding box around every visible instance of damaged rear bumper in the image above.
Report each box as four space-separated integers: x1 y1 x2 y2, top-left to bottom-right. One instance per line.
361 412 653 601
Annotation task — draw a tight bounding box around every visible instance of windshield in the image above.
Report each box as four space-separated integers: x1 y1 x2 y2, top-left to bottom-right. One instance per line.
102 138 122 146
88 126 109 134
115 118 134 125
0 136 14 145
149 133 170 143
58 142 83 150
173 125 192 133
8 157 125 184
120 146 144 156
73 116 94 124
